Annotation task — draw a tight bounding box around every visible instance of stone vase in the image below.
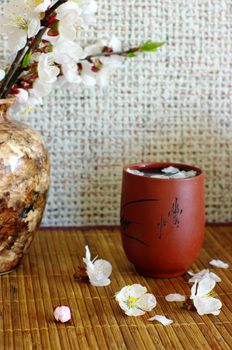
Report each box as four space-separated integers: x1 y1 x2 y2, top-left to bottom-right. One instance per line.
0 99 50 274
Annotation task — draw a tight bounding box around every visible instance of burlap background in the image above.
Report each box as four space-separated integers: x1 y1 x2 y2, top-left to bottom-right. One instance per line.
1 1 232 225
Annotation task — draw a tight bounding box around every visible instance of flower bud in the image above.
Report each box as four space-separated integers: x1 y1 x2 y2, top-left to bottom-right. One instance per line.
54 306 71 323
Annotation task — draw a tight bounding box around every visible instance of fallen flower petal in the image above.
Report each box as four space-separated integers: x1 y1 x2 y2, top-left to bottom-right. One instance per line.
115 284 157 317
148 315 173 325
87 259 112 286
83 245 112 286
188 269 221 283
136 293 158 311
127 168 144 176
194 277 216 297
161 166 179 174
209 259 229 269
165 293 185 302
190 277 222 315
193 295 222 316
54 306 71 323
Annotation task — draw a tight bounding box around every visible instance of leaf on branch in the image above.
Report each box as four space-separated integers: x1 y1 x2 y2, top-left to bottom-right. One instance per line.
139 41 165 52
127 52 137 58
22 53 31 68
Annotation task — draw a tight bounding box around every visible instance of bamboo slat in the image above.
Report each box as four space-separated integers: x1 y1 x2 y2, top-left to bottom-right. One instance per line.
0 226 232 349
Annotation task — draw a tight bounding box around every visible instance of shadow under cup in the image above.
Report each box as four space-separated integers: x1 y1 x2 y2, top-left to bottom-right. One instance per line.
120 162 205 278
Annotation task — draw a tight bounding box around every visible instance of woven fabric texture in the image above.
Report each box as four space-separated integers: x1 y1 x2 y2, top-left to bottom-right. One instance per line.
0 1 232 225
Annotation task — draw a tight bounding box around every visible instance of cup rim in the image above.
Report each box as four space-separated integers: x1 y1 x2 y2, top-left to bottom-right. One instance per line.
123 162 204 181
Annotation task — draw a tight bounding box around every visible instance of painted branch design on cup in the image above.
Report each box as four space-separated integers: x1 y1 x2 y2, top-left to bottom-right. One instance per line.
120 214 140 231
157 216 167 240
121 231 148 246
120 214 147 246
120 198 160 246
155 198 183 240
122 198 160 209
168 197 183 227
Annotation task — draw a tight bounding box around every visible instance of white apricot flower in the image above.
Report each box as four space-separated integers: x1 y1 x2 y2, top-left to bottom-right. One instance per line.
31 52 59 97
34 41 84 90
79 61 96 87
165 293 185 302
95 56 123 87
37 53 60 84
10 90 42 115
83 246 112 286
190 277 222 316
0 0 41 52
95 37 123 87
83 37 115 57
209 259 229 269
77 0 98 27
56 0 97 40
81 37 123 87
24 0 51 13
115 284 157 316
148 315 173 325
52 39 84 65
54 306 71 323
15 88 29 104
61 62 82 84
32 78 53 97
0 69 5 81
188 269 221 283
85 37 122 61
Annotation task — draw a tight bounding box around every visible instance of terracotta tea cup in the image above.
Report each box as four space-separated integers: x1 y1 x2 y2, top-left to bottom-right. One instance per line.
120 162 205 278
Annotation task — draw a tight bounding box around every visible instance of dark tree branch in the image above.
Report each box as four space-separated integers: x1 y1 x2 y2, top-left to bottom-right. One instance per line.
41 0 68 25
2 28 47 98
0 48 27 97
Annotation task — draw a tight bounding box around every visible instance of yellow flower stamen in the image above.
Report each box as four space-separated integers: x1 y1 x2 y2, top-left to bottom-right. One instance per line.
24 0 42 10
15 15 28 30
204 290 217 298
125 296 138 309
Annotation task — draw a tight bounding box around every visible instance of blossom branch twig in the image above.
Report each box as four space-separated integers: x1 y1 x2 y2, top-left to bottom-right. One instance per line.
0 0 164 106
2 29 47 98
0 0 68 99
82 41 165 62
0 48 27 98
82 48 140 62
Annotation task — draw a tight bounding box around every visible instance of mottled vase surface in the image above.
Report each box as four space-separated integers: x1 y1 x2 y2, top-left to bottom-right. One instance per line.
0 112 50 274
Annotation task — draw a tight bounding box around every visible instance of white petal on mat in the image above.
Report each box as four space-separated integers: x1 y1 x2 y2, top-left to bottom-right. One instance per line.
209 259 229 269
150 174 169 179
148 315 173 325
161 166 179 174
165 293 185 302
127 168 144 176
188 269 221 283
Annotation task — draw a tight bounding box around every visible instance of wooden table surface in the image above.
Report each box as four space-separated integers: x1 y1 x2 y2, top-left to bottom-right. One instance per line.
0 226 232 350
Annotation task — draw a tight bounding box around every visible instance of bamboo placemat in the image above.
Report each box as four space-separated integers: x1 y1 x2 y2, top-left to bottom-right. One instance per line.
1 226 232 349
